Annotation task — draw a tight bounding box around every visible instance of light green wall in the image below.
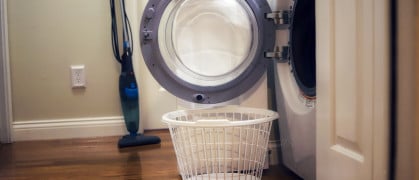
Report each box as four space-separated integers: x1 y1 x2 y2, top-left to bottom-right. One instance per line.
8 0 122 121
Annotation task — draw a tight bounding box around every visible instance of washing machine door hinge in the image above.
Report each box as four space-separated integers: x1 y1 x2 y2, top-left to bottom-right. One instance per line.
266 10 291 30
265 46 289 63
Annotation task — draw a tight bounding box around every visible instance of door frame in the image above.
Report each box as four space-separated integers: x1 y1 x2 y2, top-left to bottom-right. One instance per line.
395 0 418 179
0 0 12 143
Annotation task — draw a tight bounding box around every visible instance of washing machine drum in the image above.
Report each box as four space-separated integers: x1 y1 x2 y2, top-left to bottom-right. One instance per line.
140 0 315 104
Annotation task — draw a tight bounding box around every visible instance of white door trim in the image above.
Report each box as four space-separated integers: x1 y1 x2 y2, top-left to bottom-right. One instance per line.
0 0 13 143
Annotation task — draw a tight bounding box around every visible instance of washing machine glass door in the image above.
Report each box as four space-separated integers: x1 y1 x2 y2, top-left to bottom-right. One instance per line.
140 0 276 104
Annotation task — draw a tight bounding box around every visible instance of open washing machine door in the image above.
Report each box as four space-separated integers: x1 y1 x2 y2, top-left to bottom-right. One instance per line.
139 0 277 104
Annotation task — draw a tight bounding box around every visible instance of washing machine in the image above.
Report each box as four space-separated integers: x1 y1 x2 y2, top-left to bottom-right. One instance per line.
139 0 316 179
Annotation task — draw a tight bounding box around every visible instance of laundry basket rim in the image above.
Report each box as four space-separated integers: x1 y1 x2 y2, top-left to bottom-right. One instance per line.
162 106 279 127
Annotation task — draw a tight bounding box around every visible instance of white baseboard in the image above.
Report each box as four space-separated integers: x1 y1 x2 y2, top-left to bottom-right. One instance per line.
12 116 128 141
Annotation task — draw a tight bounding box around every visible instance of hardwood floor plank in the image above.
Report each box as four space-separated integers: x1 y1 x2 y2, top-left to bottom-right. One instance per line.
0 130 300 179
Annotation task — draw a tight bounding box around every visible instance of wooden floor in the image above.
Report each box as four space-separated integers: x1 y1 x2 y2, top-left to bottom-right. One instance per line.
0 130 301 180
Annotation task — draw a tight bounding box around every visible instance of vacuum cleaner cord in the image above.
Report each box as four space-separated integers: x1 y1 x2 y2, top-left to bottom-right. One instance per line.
110 0 133 62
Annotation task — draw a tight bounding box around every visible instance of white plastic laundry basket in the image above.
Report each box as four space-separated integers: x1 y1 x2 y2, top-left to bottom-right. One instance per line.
162 106 278 180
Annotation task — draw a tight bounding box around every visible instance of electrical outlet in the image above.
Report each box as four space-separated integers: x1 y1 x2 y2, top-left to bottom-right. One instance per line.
70 65 86 88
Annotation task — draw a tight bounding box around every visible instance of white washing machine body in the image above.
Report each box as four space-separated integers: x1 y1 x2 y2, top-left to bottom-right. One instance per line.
139 0 316 179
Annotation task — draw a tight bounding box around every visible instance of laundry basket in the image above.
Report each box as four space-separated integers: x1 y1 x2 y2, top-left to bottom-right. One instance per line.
162 106 278 180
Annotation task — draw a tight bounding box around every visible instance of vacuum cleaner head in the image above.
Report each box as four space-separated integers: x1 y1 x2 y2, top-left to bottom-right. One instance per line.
118 134 161 148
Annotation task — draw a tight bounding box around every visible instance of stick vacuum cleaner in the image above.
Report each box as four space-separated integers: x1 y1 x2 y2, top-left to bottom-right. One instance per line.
110 0 161 148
